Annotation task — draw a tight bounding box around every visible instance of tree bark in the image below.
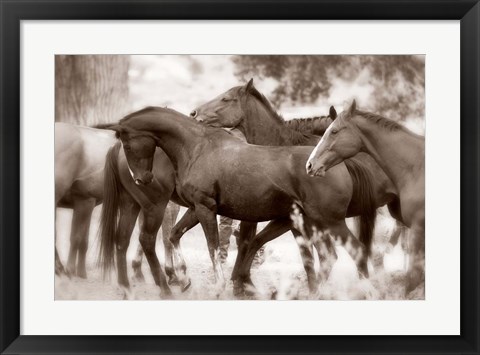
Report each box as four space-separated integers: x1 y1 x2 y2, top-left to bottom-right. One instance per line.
55 55 130 125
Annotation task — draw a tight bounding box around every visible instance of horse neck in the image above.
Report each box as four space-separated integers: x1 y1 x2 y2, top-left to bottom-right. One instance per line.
241 98 317 146
355 116 424 190
143 115 200 170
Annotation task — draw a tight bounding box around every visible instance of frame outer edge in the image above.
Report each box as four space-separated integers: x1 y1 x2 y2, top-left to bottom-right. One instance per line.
1 0 479 354
0 1 21 354
461 1 480 353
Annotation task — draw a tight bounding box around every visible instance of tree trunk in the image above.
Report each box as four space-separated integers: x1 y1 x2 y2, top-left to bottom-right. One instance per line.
55 55 130 125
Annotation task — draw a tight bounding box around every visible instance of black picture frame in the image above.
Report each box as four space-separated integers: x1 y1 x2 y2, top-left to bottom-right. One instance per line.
1 1 479 354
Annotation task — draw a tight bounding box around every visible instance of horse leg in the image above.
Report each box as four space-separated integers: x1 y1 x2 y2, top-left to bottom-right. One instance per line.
290 208 329 295
405 224 425 297
230 221 257 296
131 242 145 283
131 212 146 282
66 197 95 278
290 225 319 295
162 202 181 286
55 247 68 277
384 200 408 269
169 208 199 292
401 228 410 272
132 202 181 284
140 203 172 299
54 208 69 278
54 185 69 278
235 218 291 295
311 228 337 284
116 193 141 299
194 203 225 297
329 221 369 278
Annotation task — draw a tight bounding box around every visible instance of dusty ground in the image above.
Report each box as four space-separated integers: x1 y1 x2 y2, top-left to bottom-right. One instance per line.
55 206 422 301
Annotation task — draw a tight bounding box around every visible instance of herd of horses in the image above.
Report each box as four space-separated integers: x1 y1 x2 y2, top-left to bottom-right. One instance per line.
55 79 424 299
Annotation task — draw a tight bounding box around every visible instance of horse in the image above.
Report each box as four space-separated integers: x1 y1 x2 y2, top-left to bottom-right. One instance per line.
190 79 403 288
55 122 180 297
306 100 425 294
55 122 116 277
101 106 379 296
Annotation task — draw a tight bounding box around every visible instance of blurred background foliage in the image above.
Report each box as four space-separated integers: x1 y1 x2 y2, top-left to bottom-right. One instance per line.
233 55 425 123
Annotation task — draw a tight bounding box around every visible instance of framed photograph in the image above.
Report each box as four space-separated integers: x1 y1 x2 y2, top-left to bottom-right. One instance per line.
1 0 479 354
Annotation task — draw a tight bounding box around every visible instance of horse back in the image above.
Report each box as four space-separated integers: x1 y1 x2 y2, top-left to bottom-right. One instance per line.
55 123 116 205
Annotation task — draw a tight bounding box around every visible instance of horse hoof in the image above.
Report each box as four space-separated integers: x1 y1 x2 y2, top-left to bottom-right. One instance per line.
121 289 137 300
244 285 257 297
77 270 87 279
233 281 245 297
161 291 173 300
168 276 180 286
133 271 145 284
65 268 76 279
214 281 226 298
56 267 71 279
181 279 192 293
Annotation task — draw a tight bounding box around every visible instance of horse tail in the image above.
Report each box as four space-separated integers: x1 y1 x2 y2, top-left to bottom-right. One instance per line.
98 141 122 278
344 157 377 256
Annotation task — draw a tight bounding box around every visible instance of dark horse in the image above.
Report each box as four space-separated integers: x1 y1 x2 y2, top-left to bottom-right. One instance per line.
101 107 379 295
190 79 403 287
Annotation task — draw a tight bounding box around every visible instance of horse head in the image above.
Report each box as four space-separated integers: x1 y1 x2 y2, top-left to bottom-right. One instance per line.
306 100 362 177
191 78 256 129
100 123 158 185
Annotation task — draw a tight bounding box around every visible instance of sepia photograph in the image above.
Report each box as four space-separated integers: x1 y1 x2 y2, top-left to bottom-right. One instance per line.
54 54 425 301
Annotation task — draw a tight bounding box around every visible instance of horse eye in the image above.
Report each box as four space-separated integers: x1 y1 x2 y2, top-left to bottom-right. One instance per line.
331 129 338 135
124 145 131 151
222 97 230 102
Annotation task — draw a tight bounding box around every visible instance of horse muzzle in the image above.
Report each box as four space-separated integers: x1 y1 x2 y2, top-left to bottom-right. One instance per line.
134 171 154 185
306 161 326 177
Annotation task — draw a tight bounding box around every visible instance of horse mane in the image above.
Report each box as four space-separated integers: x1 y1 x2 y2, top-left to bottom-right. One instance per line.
284 116 330 134
249 87 286 124
247 87 319 145
354 110 405 132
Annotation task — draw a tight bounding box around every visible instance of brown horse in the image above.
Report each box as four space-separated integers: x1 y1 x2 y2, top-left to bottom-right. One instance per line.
101 107 379 295
191 80 402 286
306 101 425 294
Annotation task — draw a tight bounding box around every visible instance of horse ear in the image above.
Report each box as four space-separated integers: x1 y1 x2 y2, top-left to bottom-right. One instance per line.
346 100 356 119
329 106 337 120
244 78 254 92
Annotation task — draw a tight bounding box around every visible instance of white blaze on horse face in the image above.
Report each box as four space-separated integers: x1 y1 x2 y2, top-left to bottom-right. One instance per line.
128 165 140 185
306 122 333 172
122 143 137 183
